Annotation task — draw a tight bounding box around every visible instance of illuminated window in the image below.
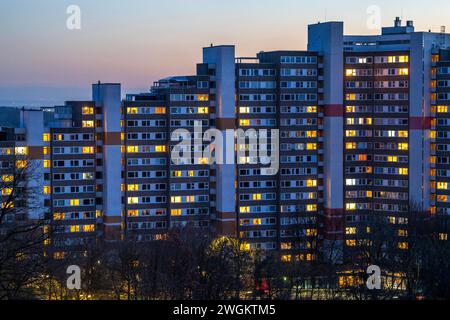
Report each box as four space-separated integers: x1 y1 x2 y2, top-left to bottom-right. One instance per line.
346 203 356 211
43 147 49 155
346 142 356 150
43 133 50 142
438 182 448 190
239 107 250 114
82 146 94 154
346 240 356 247
346 69 357 77
70 225 80 233
127 184 139 191
172 171 182 177
171 209 182 216
43 186 51 194
198 157 209 165
171 196 182 204
306 204 317 212
398 230 408 237
128 197 139 204
2 175 13 182
16 160 27 169
307 143 317 150
82 106 94 115
197 94 209 101
240 119 250 126
252 194 262 201
240 206 250 213
53 213 65 221
127 146 138 153
398 131 408 138
155 145 166 152
127 107 138 114
127 210 139 217
155 107 166 114
83 225 95 232
398 242 408 250
439 233 448 241
198 107 209 114
438 195 448 203
306 229 317 236
346 94 357 101
2 188 12 196
399 68 409 76
82 121 94 128
15 147 28 155
70 199 80 206
346 227 357 235
43 160 51 168
399 168 408 175
253 219 262 225
437 105 448 113
240 243 250 251
281 255 292 262
307 179 317 187
398 143 409 151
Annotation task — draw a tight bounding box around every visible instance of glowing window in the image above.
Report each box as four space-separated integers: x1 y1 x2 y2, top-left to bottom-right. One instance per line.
155 145 166 152
346 69 357 77
127 146 138 153
127 184 139 191
240 119 250 126
240 206 250 213
82 121 94 128
127 107 138 114
15 147 28 155
43 186 51 194
83 225 95 232
197 94 209 101
70 225 80 233
198 107 209 114
252 194 262 201
43 133 50 142
82 147 94 154
70 199 80 206
82 107 94 115
171 209 182 216
16 160 27 169
128 197 139 204
438 182 448 190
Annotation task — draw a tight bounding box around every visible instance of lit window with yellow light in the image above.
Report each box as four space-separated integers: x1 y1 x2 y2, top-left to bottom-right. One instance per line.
171 209 182 216
82 146 94 154
15 147 28 155
43 186 51 195
16 160 27 169
127 146 138 153
198 107 209 114
437 105 449 113
346 69 357 77
70 225 80 233
82 106 94 115
82 120 94 128
438 182 448 190
2 188 12 196
240 206 250 213
43 133 50 142
240 119 250 126
70 199 80 206
83 225 95 232
155 145 166 152
128 197 139 204
127 107 138 114
197 94 209 101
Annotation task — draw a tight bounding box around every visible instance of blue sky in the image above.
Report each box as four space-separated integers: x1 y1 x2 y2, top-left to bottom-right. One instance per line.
1 0 449 105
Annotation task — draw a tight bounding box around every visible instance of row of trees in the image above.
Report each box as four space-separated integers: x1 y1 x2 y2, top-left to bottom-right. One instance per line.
1 159 449 300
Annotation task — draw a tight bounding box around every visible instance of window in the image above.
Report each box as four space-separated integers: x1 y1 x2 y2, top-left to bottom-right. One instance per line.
82 121 94 128
43 133 50 142
44 186 51 194
155 145 166 153
82 106 94 115
15 147 28 155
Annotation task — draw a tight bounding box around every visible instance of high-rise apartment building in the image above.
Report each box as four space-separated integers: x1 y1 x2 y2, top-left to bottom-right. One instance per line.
1 18 449 262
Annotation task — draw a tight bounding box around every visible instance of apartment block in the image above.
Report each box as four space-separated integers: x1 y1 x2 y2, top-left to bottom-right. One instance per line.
1 18 450 262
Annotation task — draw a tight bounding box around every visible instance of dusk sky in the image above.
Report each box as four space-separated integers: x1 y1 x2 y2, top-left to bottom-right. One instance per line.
1 0 450 105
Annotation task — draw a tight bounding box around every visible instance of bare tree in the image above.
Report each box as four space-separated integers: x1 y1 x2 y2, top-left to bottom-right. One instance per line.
0 155 50 299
